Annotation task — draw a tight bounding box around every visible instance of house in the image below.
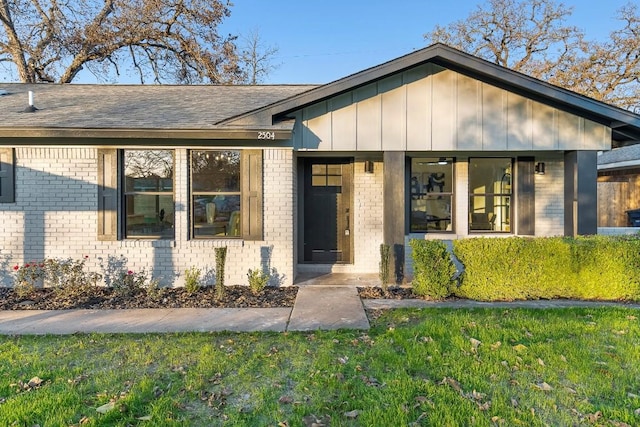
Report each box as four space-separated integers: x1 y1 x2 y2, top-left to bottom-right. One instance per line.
597 145 640 231
1 44 640 286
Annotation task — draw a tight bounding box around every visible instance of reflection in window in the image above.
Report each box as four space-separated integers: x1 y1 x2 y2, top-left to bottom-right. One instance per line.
124 150 175 238
468 158 512 232
191 150 241 238
410 158 454 232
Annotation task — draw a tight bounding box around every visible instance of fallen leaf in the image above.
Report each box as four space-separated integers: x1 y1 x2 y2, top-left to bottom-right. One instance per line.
560 355 567 363
137 415 152 421
96 401 116 414
28 377 43 388
278 422 289 427
537 358 545 367
565 387 577 394
626 315 637 320
278 396 293 404
635 408 640 416
627 392 639 399
511 398 519 407
586 411 602 422
440 377 463 394
490 341 502 350
470 338 482 352
534 382 553 391
512 344 528 352
337 356 348 364
344 410 359 419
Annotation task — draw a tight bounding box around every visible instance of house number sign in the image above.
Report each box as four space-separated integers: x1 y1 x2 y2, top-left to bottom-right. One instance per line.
257 131 275 140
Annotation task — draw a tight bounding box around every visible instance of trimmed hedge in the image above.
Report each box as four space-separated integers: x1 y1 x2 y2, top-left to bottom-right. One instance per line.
452 236 640 301
409 239 457 299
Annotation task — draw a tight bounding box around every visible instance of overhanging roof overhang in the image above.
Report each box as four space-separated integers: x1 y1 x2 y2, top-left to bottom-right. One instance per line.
0 124 293 143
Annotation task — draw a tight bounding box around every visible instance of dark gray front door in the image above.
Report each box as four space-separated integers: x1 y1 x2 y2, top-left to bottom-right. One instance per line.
303 159 353 263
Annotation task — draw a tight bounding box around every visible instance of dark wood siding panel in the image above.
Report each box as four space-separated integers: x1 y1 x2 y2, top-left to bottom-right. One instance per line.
97 149 118 241
0 148 15 203
517 157 535 235
242 150 263 240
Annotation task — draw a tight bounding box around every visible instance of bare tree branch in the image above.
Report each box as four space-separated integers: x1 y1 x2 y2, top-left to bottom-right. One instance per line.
424 0 639 110
0 0 254 84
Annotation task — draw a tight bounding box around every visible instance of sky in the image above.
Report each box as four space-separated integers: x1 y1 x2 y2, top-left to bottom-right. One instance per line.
220 0 633 85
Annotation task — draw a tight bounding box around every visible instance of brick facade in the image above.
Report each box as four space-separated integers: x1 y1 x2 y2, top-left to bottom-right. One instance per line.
0 147 295 288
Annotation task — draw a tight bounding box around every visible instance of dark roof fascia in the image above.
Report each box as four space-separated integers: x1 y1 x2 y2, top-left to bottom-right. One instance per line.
0 126 293 141
225 44 640 143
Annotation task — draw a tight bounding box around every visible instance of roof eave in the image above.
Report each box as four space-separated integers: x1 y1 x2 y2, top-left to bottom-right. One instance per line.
0 126 293 142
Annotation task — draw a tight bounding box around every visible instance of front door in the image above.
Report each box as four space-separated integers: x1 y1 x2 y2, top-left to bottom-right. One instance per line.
303 159 353 263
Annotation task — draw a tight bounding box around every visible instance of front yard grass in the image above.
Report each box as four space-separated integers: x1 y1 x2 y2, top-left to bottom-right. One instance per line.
1 307 639 426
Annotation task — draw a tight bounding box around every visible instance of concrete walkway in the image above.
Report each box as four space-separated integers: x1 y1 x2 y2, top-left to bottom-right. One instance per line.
0 287 638 335
0 286 369 335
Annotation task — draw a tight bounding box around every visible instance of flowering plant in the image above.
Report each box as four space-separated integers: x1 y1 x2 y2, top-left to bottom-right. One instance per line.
13 261 46 287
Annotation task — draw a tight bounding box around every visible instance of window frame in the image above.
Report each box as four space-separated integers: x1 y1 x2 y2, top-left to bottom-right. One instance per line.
409 157 455 233
189 149 242 239
122 149 175 240
468 157 513 234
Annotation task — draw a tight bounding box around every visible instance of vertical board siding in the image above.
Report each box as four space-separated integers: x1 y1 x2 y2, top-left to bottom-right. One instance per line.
431 68 456 150
482 84 507 150
457 74 482 150
532 104 556 150
330 93 357 150
406 67 432 150
507 93 533 150
380 75 407 150
354 84 382 150
294 65 610 152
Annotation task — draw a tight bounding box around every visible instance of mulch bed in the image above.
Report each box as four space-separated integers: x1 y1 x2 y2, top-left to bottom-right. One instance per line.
0 286 299 310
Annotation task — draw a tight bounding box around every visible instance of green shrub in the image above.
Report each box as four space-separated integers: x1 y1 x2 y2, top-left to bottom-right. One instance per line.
379 244 391 291
247 268 270 295
184 266 201 294
453 236 640 301
409 239 457 299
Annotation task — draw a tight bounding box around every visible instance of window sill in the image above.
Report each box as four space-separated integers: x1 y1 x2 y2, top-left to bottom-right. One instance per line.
188 239 244 248
120 240 176 248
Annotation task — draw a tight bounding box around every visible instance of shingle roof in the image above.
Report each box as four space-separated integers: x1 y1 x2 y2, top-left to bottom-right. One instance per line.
598 145 640 166
0 84 316 130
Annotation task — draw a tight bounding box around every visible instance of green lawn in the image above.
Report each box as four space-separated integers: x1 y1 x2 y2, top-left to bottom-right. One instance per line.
1 307 639 426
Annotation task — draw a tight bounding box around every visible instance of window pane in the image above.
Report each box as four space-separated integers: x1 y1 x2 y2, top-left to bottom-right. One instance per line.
192 150 240 192
411 158 453 197
312 176 327 186
125 150 174 192
410 158 454 232
411 195 452 232
311 164 326 175
326 164 342 175
192 195 241 237
469 158 512 194
469 196 511 232
327 175 342 186
125 194 174 238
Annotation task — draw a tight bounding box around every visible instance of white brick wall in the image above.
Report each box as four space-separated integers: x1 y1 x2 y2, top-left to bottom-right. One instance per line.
534 154 564 236
353 159 384 272
0 147 295 288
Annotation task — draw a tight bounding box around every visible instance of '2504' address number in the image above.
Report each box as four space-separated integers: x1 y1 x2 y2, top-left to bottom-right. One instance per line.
257 131 275 140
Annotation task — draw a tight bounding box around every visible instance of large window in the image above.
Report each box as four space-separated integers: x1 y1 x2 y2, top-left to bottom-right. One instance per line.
191 150 241 238
124 150 175 239
410 157 454 232
468 158 512 232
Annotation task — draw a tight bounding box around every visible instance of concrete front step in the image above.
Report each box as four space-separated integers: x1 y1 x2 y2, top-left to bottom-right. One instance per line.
287 286 370 331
